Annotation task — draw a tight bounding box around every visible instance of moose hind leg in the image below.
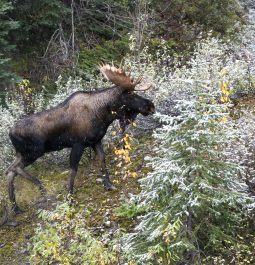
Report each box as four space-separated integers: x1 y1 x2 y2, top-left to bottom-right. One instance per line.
93 142 115 190
68 144 85 194
7 170 22 214
5 153 22 175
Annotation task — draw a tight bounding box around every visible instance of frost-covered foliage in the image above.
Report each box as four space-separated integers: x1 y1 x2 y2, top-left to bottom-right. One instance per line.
119 30 255 137
124 32 255 110
48 74 110 107
166 37 255 96
226 107 255 189
242 11 255 53
29 202 117 265
119 11 255 264
0 106 17 168
122 93 255 264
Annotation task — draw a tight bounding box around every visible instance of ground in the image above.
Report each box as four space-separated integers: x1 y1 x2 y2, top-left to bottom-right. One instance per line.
0 133 153 265
1 96 255 264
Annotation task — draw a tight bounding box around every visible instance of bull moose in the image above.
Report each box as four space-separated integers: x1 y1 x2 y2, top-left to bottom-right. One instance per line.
5 64 155 213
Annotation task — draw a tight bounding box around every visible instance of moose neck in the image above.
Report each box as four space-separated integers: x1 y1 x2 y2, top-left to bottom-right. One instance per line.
106 88 131 122
92 86 125 125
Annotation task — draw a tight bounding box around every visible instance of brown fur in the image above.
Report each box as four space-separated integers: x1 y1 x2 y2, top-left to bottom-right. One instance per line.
6 67 155 213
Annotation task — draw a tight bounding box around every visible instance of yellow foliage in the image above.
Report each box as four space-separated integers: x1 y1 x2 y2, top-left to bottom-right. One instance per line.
219 80 232 103
130 172 138 178
19 79 33 96
113 127 139 180
220 116 228 123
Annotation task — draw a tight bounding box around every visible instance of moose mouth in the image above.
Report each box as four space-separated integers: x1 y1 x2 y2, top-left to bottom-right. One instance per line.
142 105 155 116
149 106 155 114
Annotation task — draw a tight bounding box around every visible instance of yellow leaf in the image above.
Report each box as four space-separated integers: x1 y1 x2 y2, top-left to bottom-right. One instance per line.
125 144 131 150
131 172 138 178
220 116 228 123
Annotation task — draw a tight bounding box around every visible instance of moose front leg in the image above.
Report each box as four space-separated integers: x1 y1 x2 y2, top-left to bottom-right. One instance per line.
68 143 85 194
93 142 115 190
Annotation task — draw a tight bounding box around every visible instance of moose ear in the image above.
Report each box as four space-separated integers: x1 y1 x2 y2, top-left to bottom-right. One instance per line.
134 83 152 91
98 64 143 91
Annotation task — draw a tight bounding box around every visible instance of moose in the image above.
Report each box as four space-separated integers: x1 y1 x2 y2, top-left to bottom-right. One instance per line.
5 64 155 213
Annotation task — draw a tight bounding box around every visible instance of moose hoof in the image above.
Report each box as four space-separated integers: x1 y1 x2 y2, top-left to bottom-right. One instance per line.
65 190 75 203
103 181 116 191
41 187 47 195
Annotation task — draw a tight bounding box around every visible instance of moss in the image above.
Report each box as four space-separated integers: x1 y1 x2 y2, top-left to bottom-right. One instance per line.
0 211 37 265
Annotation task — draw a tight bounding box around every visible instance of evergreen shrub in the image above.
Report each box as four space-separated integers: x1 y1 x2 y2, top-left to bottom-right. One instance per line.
121 93 255 264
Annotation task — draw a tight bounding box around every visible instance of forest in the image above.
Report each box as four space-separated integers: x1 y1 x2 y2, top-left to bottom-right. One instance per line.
0 0 255 264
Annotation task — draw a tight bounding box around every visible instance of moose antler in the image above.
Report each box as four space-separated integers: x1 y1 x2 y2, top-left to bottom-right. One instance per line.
98 64 151 91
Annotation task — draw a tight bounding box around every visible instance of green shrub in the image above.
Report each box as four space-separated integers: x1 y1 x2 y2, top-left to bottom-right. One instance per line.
29 201 117 265
115 202 147 219
79 37 130 74
0 0 19 84
149 0 243 40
